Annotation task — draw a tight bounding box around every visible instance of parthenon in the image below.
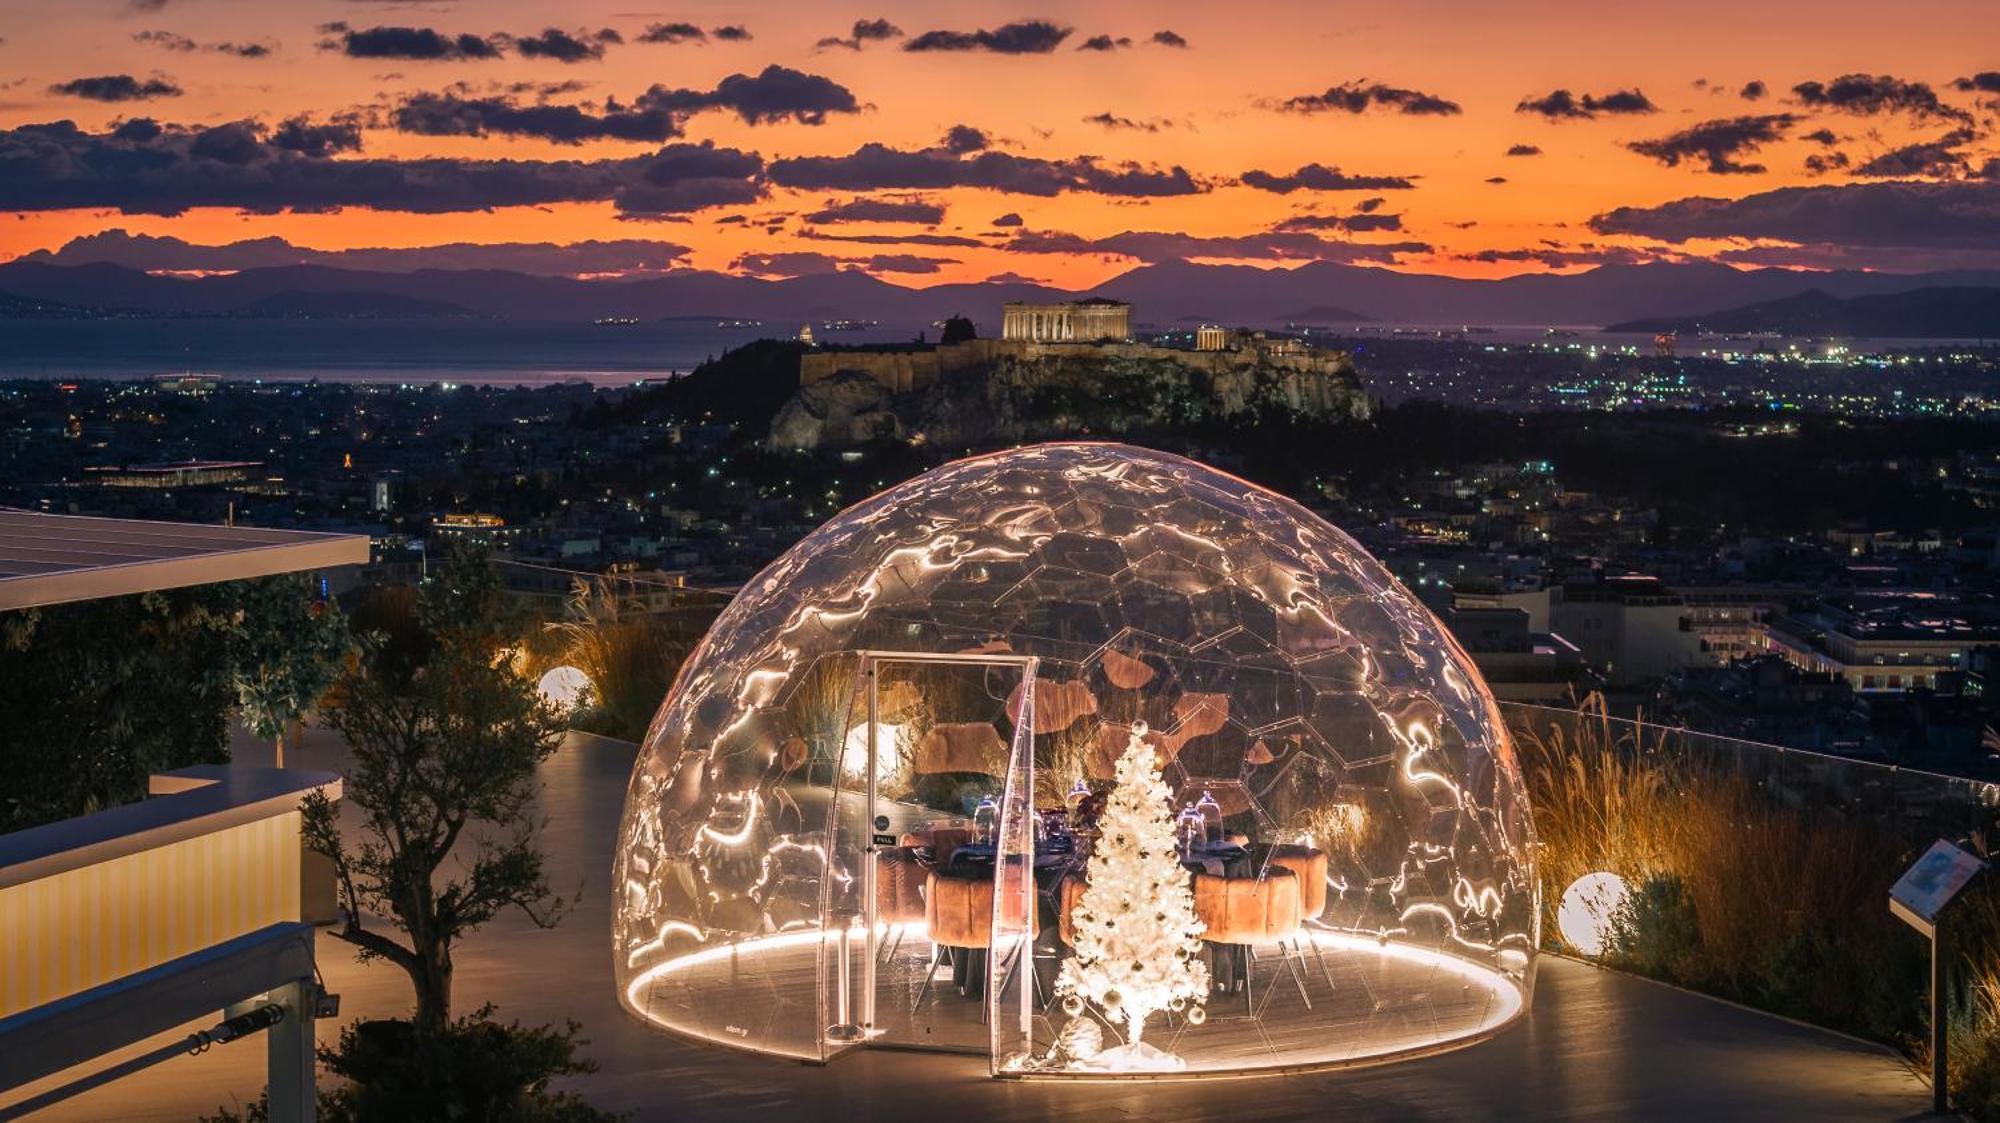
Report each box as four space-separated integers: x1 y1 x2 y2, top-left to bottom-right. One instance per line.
1000 298 1131 343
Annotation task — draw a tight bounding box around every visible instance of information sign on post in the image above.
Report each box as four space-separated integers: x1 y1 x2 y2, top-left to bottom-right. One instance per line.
1891 838 1988 1114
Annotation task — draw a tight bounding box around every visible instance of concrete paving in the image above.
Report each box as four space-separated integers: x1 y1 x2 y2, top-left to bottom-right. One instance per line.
5 728 1935 1122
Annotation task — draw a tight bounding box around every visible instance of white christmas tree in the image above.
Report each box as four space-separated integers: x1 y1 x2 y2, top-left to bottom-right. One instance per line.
1055 722 1209 1070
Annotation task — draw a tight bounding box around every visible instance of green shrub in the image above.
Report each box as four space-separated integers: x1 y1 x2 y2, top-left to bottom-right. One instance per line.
204 1009 618 1123
1607 872 1701 979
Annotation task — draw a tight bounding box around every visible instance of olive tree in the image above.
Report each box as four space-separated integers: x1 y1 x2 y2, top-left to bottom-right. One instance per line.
304 547 566 1036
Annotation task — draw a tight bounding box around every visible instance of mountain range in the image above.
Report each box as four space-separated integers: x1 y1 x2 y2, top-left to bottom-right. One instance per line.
2 257 1998 331
1608 287 2000 339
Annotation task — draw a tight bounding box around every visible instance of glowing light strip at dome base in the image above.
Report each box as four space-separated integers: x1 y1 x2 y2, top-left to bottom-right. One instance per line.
621 925 1524 1078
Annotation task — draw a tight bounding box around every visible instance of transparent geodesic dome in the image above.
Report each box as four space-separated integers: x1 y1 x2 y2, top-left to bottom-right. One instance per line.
614 442 1536 1077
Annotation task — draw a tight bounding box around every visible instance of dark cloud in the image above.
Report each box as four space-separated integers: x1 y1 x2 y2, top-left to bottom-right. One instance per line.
1239 162 1416 192
1714 241 2000 271
1626 114 1797 174
607 143 770 219
512 28 621 63
20 229 694 275
816 18 902 51
49 74 182 101
1791 73 1971 123
1505 143 1541 156
1849 128 1977 179
1515 88 1658 120
1485 176 1508 184
731 250 952 277
905 20 1071 54
1150 30 1188 48
941 125 989 153
991 212 1024 226
1083 112 1170 132
0 118 763 218
1271 212 1404 233
800 230 983 247
319 24 504 61
606 66 861 127
1355 196 1385 212
1804 151 1850 175
1268 214 1350 232
1003 227 1429 265
689 66 860 125
1740 80 1766 101
393 66 860 143
732 251 840 276
1078 35 1132 51
1802 127 1840 146
132 30 196 51
858 253 953 273
1589 180 2000 250
1278 81 1461 116
803 196 946 224
712 26 752 42
1455 244 1649 268
395 91 680 143
188 120 265 164
768 141 1203 198
134 31 273 58
269 115 363 157
1954 72 2000 95
638 23 704 45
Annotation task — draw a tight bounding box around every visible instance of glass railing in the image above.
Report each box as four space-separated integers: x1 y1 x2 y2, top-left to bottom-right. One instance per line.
1497 698 2000 1095
1501 701 2000 848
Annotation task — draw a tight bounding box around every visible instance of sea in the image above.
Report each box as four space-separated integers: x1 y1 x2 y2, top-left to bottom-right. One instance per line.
0 318 1982 388
0 318 925 387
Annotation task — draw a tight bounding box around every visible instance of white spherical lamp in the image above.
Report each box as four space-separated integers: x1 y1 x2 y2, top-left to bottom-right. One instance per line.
1557 872 1631 957
842 722 906 785
537 665 593 711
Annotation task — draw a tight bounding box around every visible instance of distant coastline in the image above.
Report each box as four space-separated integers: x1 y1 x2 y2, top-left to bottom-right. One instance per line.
0 317 1990 389
0 318 921 386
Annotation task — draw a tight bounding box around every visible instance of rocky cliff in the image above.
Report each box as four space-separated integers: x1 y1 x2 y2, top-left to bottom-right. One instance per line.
771 339 1370 451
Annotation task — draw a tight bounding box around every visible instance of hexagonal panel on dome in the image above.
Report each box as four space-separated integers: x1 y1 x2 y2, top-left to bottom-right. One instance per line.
613 442 1536 1080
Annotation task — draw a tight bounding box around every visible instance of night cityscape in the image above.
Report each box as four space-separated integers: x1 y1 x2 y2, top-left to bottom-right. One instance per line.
2 2 1999 1121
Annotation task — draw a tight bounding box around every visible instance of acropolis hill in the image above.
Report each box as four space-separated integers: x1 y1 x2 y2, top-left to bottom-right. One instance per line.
771 303 1371 451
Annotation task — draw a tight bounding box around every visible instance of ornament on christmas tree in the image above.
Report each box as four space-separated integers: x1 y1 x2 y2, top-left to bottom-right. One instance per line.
1053 723 1209 1071
1054 1016 1104 1062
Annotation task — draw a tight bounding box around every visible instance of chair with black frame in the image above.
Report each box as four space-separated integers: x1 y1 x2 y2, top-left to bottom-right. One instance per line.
916 867 992 1015
1192 865 1311 1019
1258 843 1336 993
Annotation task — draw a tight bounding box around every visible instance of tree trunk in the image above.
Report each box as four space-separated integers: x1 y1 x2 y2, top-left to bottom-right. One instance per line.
410 944 454 1036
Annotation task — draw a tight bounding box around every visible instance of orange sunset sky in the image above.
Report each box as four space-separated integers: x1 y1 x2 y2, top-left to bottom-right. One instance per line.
0 0 1995 286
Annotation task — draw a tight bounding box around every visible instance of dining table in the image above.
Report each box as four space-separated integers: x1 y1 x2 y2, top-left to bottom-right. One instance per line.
923 835 1263 1001
1180 841 1256 995
934 836 1079 999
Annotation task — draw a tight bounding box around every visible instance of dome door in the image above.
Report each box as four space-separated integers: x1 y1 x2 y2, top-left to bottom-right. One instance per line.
827 650 1039 1064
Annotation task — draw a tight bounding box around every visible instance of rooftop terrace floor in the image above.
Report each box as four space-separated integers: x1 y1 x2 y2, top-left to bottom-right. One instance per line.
6 730 1936 1122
